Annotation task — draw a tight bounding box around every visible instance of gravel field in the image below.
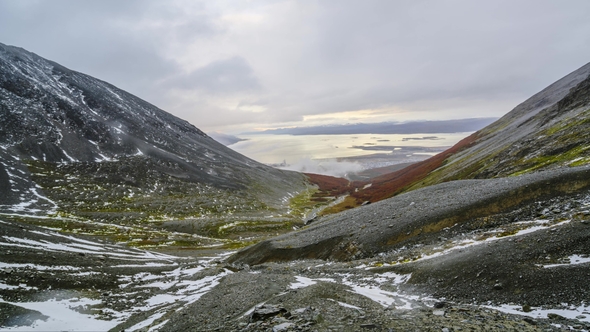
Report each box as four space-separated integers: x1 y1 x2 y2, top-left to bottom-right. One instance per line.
3 166 590 331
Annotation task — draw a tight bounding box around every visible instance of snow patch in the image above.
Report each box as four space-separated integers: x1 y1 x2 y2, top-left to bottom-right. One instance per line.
485 303 590 324
61 149 77 162
0 231 176 261
339 273 428 310
328 299 362 310
542 254 590 268
0 297 118 331
289 276 318 289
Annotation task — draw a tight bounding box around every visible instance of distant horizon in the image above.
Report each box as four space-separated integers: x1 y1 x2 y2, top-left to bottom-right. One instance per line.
228 131 472 178
209 117 494 171
238 117 498 136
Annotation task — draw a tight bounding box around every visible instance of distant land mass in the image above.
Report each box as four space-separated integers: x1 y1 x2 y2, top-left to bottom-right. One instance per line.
243 118 498 135
207 131 248 146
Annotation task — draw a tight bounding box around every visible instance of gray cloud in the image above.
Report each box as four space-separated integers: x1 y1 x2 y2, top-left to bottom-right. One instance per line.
1 0 589 132
168 56 261 93
0 0 217 102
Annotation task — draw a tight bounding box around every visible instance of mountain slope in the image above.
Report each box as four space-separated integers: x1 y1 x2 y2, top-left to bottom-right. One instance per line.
0 43 308 249
202 60 590 330
229 165 590 264
321 61 590 210
2 44 590 330
229 61 590 264
413 61 590 184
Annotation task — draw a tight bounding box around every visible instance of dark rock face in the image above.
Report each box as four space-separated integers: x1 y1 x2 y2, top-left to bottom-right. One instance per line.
0 43 306 217
250 304 289 322
0 303 49 328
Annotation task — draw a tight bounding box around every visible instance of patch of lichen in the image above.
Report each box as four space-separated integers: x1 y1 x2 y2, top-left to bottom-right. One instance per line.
415 109 590 183
570 156 590 167
429 158 485 184
430 144 514 184
21 158 313 251
503 108 590 175
476 118 509 136
318 196 358 216
510 144 590 177
26 159 275 223
288 187 322 219
219 240 259 250
496 229 519 237
201 218 302 240
543 109 590 136
26 216 229 250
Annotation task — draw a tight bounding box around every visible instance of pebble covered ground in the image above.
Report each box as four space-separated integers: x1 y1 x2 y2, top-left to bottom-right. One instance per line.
2 167 590 331
3 210 590 331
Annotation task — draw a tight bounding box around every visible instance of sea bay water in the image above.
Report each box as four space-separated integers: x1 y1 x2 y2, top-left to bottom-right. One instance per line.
230 132 472 165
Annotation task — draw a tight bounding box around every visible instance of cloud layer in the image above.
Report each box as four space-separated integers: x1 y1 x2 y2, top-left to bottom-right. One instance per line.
1 0 589 132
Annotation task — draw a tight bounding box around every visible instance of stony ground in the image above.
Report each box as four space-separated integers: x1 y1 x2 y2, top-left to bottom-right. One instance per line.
229 165 590 265
1 211 589 331
159 261 589 332
2 167 590 331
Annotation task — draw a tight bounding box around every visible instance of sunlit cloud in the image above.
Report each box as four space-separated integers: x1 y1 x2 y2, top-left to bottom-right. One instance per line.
302 109 407 125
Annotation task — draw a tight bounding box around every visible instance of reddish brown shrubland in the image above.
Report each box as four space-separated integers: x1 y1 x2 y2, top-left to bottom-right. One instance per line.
304 173 355 197
304 133 479 215
350 132 479 205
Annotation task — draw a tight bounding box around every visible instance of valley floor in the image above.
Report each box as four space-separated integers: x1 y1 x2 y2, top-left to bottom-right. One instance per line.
2 166 590 331
1 196 590 331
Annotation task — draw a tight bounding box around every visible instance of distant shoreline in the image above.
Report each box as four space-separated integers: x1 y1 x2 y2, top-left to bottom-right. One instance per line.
402 136 442 141
241 118 497 136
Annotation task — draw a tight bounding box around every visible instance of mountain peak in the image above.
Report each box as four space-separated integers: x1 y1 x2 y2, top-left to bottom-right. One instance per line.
0 43 307 250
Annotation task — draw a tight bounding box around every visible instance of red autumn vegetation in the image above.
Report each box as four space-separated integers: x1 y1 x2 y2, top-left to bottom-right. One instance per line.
304 173 354 198
305 132 479 213
349 132 479 204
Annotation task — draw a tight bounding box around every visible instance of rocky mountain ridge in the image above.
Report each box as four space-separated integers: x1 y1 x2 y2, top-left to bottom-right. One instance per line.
0 42 309 250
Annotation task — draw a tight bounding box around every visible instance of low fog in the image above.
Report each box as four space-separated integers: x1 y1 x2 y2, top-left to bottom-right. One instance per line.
279 157 364 179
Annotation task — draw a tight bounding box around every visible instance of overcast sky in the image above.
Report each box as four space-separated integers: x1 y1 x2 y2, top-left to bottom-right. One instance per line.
1 0 589 134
